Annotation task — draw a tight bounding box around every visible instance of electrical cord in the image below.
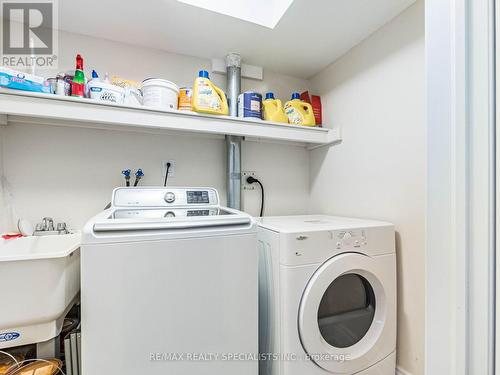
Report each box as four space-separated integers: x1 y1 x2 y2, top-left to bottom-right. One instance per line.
164 162 171 187
246 176 264 217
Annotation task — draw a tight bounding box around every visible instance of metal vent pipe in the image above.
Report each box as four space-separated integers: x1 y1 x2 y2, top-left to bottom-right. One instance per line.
225 53 242 209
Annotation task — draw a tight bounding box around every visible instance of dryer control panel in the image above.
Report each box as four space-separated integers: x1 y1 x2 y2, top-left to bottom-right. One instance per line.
334 229 368 250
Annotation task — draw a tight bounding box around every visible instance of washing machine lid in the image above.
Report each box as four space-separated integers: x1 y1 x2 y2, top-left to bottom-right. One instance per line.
298 252 396 374
92 187 252 232
93 207 251 232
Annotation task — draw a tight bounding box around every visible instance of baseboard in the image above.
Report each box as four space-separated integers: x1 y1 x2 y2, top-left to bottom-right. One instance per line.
396 366 412 375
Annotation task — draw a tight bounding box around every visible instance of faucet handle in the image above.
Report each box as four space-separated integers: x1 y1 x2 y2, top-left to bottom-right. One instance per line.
41 217 54 231
57 222 67 233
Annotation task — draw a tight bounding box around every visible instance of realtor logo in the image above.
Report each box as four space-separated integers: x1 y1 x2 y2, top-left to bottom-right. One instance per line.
1 0 58 68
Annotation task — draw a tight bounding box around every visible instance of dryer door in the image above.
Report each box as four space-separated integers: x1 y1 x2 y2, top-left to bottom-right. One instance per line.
298 252 396 374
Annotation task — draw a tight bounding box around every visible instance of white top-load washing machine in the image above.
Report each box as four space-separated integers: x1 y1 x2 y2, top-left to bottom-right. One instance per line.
81 187 258 375
257 215 396 375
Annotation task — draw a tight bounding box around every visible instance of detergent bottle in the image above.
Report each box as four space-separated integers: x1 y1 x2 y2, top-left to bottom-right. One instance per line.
262 92 288 123
192 70 229 115
284 92 316 126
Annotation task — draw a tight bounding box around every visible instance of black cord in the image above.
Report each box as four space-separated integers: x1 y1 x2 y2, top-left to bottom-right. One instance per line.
246 176 264 217
164 163 171 187
256 180 264 217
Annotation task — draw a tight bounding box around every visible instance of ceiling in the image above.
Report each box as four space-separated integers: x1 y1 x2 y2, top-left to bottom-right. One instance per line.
58 0 416 79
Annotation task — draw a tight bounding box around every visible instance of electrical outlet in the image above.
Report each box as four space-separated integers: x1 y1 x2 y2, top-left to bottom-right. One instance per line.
242 171 256 190
162 160 176 178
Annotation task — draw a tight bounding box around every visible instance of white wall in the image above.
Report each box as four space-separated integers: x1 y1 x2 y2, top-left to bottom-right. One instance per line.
2 124 309 229
309 2 425 375
0 30 311 231
1 10 426 373
50 31 310 106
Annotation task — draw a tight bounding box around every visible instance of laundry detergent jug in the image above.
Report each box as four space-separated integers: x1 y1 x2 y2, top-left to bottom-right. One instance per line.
192 70 229 115
262 92 288 123
284 92 316 126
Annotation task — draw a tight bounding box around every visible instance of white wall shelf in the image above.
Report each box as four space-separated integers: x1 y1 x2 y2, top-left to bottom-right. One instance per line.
0 89 341 150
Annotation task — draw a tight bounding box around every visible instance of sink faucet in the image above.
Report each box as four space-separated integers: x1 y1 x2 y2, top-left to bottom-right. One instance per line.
42 217 54 231
34 217 70 236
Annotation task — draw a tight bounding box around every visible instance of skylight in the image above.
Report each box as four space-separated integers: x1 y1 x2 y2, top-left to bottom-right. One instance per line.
176 0 295 29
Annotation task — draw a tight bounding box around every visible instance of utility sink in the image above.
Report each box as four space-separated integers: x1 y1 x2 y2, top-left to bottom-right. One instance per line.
0 233 81 349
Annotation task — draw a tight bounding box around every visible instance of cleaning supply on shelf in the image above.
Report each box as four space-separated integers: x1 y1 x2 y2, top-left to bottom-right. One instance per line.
111 76 141 90
124 86 142 106
178 87 193 110
284 92 316 126
88 70 125 104
141 78 179 110
0 67 51 93
46 77 57 93
192 70 229 115
262 92 288 123
55 78 69 96
54 72 71 96
300 91 322 126
238 91 262 119
71 54 85 97
111 76 142 106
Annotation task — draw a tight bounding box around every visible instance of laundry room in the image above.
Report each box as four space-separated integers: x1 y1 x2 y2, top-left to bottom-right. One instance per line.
0 0 495 375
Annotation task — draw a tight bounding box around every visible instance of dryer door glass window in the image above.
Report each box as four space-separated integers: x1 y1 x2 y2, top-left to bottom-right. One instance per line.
317 273 376 348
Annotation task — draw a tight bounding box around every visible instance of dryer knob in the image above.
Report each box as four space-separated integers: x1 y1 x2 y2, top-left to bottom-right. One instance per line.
164 192 176 203
343 232 352 240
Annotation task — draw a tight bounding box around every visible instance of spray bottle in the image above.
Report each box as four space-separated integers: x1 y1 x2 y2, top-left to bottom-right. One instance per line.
71 54 85 97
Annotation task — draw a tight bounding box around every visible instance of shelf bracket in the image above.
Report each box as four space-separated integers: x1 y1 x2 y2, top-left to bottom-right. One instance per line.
0 114 7 126
307 127 342 151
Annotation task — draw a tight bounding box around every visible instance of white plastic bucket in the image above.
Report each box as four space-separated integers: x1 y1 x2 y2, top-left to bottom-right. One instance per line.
141 78 179 110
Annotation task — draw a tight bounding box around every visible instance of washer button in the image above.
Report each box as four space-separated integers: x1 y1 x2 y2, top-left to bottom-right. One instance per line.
164 192 176 203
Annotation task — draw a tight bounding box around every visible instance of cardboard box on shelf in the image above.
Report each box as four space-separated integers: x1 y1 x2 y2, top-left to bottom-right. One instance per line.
300 91 322 126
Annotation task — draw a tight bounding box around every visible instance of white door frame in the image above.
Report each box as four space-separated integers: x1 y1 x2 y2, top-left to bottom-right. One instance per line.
426 0 496 374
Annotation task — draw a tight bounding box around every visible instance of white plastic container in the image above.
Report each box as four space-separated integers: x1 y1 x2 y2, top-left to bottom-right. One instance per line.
141 78 179 110
88 80 125 104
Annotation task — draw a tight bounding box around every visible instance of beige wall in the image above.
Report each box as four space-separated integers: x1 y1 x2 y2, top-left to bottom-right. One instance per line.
309 2 425 374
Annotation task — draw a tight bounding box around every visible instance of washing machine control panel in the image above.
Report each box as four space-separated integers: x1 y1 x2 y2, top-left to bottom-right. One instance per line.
334 229 367 250
112 187 219 207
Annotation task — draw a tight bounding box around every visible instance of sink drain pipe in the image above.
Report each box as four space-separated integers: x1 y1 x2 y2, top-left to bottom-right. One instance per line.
226 53 242 209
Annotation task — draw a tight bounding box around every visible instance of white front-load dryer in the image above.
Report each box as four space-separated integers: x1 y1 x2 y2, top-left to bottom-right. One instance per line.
257 215 396 375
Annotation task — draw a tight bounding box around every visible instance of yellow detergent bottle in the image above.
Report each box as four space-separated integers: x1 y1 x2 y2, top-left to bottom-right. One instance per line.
284 92 316 126
192 70 229 115
262 92 288 123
